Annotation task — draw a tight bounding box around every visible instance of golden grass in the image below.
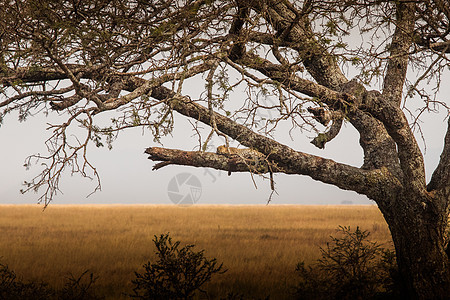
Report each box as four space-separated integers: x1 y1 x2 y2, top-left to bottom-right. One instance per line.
0 204 392 299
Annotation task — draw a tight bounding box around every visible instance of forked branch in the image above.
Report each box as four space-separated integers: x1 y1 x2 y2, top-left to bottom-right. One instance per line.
21 109 101 207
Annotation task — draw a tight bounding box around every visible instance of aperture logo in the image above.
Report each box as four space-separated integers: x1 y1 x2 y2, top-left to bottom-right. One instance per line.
167 173 202 205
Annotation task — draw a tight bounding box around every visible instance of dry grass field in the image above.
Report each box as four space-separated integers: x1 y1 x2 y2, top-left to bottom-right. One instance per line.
0 204 392 299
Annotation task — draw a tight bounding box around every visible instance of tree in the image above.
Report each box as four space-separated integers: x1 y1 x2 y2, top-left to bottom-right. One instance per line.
0 0 449 298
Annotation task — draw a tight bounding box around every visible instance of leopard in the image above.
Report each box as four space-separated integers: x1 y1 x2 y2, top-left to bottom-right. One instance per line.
216 145 274 190
216 145 265 159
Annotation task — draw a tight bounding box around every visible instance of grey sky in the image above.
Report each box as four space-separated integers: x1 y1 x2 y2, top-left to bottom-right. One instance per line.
1 79 448 205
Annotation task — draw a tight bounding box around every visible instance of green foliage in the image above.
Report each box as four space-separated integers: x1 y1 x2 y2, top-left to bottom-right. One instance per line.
325 20 338 36
351 57 361 66
130 233 226 300
293 226 400 300
90 124 115 150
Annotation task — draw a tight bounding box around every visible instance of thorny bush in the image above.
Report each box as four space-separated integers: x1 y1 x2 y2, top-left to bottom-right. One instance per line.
130 233 226 300
293 226 401 300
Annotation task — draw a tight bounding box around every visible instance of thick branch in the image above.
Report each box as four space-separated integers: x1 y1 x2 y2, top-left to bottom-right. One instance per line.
150 86 401 199
1 62 211 112
382 2 415 106
363 91 427 192
50 94 82 111
311 117 343 150
234 52 353 105
145 147 281 174
0 65 91 86
428 117 450 193
429 40 450 53
0 85 74 108
228 4 248 60
308 107 343 149
100 63 212 111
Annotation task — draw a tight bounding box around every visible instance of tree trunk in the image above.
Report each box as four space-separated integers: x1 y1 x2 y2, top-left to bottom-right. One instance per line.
378 192 450 299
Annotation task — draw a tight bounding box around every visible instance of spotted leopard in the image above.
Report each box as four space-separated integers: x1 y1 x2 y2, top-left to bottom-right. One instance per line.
216 145 265 159
216 145 274 190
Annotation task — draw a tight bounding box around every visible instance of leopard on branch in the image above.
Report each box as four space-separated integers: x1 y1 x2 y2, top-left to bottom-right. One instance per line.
216 145 274 190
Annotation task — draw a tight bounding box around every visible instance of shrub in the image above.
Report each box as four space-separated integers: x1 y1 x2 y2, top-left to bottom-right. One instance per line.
57 270 102 300
0 261 100 300
0 262 53 300
293 226 399 300
130 233 226 300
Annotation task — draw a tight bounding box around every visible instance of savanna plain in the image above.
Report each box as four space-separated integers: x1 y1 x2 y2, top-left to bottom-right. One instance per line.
0 205 392 299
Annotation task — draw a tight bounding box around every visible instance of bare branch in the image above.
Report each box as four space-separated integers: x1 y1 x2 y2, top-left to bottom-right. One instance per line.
429 41 450 53
0 85 74 108
21 108 100 206
233 52 353 105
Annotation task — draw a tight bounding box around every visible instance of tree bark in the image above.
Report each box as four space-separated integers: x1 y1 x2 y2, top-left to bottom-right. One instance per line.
378 192 450 299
